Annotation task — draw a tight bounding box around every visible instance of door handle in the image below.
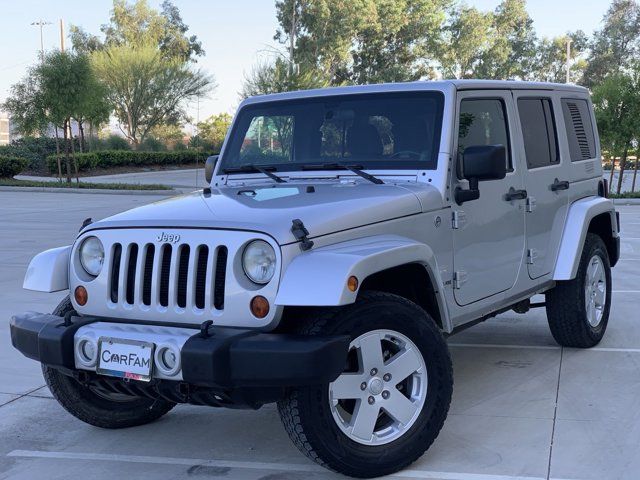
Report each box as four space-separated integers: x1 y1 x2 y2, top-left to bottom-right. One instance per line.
504 187 528 201
551 178 570 191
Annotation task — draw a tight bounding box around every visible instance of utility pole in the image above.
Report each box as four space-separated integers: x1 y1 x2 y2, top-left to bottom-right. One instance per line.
59 18 65 52
290 0 296 75
566 38 572 84
31 19 52 61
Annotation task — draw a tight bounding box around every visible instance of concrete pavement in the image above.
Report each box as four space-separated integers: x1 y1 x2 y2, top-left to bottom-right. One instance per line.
1 191 639 480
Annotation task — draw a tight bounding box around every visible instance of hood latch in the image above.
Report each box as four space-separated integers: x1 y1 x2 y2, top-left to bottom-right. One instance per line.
291 219 314 251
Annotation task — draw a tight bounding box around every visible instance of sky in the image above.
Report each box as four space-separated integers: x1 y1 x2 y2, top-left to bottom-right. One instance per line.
0 0 611 131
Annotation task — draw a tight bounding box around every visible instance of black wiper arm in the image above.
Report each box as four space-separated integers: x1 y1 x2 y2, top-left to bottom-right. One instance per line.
222 164 286 183
301 163 384 185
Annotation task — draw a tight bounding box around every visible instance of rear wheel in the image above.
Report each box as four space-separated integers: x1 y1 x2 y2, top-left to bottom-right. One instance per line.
546 233 612 348
43 296 176 429
278 292 453 478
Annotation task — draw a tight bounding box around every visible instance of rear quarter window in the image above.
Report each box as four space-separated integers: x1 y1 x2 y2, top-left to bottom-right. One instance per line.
561 98 596 161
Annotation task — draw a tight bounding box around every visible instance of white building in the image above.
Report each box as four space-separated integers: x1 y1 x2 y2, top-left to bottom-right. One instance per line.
0 111 10 146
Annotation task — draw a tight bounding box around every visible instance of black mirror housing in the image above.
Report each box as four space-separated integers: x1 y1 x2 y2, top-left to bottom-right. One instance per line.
205 155 219 184
461 145 507 181
455 145 507 205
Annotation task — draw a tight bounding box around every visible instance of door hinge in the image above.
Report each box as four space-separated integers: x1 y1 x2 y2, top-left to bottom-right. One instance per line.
526 196 537 213
527 249 538 265
452 210 467 229
453 271 468 289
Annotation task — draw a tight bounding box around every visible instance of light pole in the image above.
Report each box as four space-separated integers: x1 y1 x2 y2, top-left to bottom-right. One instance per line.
31 19 52 61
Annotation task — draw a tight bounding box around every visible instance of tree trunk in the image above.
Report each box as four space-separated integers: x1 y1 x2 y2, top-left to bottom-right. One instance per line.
633 157 639 193
63 119 72 183
54 127 62 182
89 122 94 152
608 156 616 194
69 118 79 183
78 120 85 153
616 145 629 195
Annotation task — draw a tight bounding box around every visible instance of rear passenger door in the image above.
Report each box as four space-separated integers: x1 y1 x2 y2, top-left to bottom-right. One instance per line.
513 91 570 279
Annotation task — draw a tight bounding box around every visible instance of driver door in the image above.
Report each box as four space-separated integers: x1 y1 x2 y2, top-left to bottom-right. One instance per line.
452 91 526 306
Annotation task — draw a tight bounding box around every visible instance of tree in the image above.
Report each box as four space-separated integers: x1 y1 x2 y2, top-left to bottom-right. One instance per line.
583 0 640 87
241 57 330 98
438 6 493 79
592 71 640 194
2 70 48 137
195 113 232 152
71 0 204 62
530 31 588 83
92 43 213 147
475 0 537 79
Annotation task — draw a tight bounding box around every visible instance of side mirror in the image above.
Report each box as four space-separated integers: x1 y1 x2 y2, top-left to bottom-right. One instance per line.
205 155 219 184
455 145 507 205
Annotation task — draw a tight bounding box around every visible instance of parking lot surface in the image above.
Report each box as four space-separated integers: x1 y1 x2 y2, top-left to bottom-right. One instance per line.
1 191 639 480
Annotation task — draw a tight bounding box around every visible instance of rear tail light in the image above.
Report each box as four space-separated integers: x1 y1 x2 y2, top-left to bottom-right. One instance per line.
598 179 609 198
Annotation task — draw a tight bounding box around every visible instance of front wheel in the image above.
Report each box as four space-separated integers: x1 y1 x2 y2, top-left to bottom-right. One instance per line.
278 292 453 478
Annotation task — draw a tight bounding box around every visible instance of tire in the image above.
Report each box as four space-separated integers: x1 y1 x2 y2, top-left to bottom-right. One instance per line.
277 291 453 478
43 296 176 429
546 233 612 348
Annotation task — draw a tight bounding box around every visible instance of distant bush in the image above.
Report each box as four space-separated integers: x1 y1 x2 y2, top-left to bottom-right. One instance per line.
0 156 29 178
47 150 210 174
139 137 167 152
93 135 131 151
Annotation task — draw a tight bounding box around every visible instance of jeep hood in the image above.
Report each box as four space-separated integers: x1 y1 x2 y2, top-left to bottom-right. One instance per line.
87 182 443 245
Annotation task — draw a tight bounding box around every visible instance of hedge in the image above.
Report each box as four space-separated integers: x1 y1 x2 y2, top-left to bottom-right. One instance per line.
0 156 29 178
47 150 211 174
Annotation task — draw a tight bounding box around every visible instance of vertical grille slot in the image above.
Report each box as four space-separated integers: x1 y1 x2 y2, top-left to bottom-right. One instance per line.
195 246 209 310
159 244 172 307
142 244 155 306
177 245 190 308
110 244 122 303
125 244 139 305
214 246 228 310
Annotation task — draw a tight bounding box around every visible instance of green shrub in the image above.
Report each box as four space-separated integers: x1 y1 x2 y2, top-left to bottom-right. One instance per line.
0 156 29 178
46 150 210 174
93 135 131 151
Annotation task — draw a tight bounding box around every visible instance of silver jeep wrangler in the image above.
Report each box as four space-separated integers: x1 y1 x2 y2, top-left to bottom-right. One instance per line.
11 80 619 478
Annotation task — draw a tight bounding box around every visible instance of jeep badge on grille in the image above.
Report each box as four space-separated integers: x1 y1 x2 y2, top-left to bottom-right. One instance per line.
156 232 181 244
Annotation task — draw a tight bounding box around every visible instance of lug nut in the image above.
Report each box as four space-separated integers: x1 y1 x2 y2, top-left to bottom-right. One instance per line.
368 396 375 405
383 373 391 382
360 382 367 391
382 390 390 399
370 368 378 376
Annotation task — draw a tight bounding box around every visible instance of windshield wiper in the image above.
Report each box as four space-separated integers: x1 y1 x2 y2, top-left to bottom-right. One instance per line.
222 164 286 183
300 163 384 185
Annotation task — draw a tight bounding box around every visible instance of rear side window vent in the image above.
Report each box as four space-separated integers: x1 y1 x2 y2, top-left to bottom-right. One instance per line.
561 98 596 162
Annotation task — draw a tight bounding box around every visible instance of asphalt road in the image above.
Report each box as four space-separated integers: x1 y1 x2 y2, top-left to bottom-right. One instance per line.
1 191 639 480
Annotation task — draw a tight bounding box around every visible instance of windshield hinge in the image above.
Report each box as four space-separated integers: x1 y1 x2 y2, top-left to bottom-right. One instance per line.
291 219 314 251
452 210 466 229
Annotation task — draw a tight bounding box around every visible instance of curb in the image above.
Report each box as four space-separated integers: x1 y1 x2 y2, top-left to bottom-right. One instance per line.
613 198 640 205
0 186 177 196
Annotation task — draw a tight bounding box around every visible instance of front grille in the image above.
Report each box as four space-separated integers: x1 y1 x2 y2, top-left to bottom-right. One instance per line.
109 241 228 311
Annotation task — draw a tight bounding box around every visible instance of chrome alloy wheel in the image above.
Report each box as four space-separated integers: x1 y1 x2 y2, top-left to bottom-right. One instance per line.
585 255 607 328
328 329 427 445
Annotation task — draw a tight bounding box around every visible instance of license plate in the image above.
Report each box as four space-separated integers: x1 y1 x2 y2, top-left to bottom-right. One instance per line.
97 337 154 382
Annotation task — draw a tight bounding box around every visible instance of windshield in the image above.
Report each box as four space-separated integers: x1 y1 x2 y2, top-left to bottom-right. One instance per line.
220 92 444 172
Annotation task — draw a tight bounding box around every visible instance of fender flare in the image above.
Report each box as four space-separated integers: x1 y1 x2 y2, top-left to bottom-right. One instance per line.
275 235 451 331
553 197 619 280
23 246 71 292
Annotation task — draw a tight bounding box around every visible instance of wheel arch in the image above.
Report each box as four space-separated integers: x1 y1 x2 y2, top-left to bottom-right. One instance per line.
553 197 619 281
275 235 451 332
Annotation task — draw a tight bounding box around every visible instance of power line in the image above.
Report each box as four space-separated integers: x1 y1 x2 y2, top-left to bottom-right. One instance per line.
31 19 52 62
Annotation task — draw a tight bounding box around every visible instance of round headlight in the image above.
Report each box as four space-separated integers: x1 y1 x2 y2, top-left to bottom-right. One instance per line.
79 236 104 277
242 240 276 284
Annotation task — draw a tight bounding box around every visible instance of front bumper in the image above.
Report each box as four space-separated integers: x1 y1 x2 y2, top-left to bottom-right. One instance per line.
10 312 349 406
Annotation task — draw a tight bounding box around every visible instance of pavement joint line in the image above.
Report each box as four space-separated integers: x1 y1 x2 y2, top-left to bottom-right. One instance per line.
6 450 570 480
448 343 640 353
0 386 47 409
546 347 563 480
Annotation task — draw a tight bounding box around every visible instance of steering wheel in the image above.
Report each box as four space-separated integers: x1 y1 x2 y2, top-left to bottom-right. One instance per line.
390 150 421 159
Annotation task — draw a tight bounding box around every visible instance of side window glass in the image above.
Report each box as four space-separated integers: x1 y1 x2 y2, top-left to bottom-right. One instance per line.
518 98 559 169
561 98 596 161
458 99 511 177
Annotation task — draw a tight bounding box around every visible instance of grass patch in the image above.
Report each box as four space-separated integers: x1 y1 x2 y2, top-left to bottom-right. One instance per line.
610 191 640 199
0 178 172 191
